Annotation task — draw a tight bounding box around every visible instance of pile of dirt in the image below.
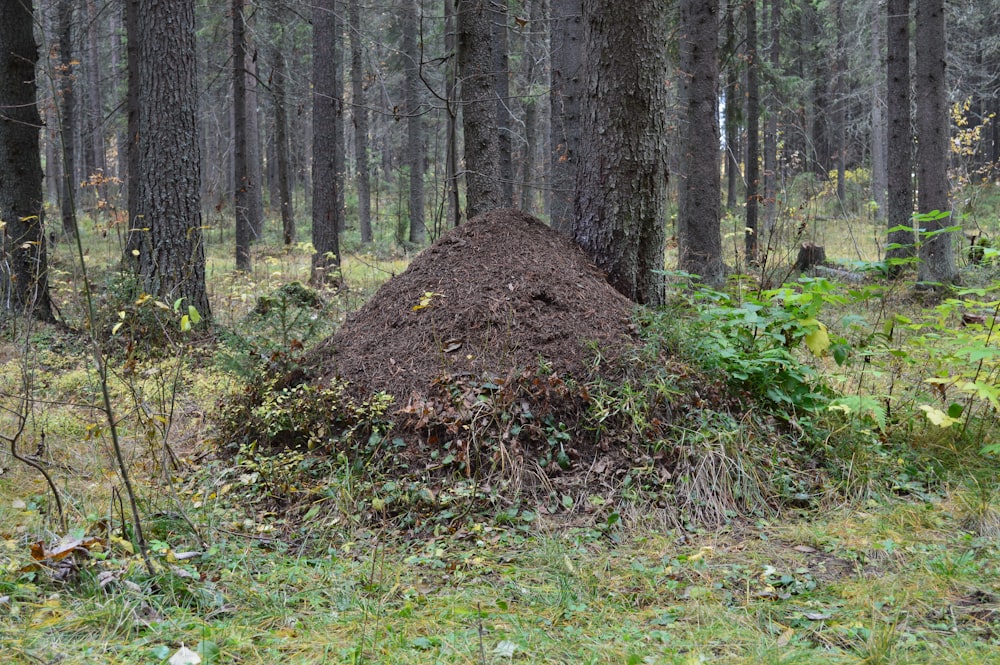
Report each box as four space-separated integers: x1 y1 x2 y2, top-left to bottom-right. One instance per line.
306 208 638 413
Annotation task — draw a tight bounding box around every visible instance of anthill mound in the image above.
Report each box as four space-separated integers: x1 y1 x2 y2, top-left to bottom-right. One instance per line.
306 208 637 409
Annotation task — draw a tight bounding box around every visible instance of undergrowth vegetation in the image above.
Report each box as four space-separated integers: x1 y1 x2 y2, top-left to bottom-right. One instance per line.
2 184 1000 663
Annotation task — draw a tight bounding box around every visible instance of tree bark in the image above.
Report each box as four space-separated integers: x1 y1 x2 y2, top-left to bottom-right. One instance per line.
549 0 582 232
457 0 501 220
57 0 77 237
270 0 295 245
0 0 54 320
402 0 426 243
493 1 513 206
444 0 461 226
233 0 253 271
886 0 914 270
125 0 139 254
311 0 343 284
834 0 846 210
724 0 739 212
85 0 107 204
573 0 668 305
744 0 760 262
349 0 372 242
915 0 956 285
870 3 888 222
677 0 723 285
762 0 780 233
135 0 210 317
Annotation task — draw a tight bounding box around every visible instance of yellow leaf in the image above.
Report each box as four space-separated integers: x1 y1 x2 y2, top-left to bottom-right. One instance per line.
800 318 830 356
919 405 961 428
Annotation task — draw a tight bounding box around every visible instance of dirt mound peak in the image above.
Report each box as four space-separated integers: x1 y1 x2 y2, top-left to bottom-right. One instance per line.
307 208 638 409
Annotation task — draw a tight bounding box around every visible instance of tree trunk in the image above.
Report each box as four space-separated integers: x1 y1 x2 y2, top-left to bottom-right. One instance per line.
85 0 106 204
915 0 955 285
135 0 210 317
677 0 723 285
245 29 264 240
493 1 513 206
724 0 739 212
744 0 760 262
233 0 253 271
311 0 343 285
0 0 54 320
870 3 888 223
886 0 914 270
349 0 372 242
125 0 140 254
549 0 582 232
457 0 501 220
762 0 780 233
444 0 461 226
57 0 77 237
573 0 668 306
402 0 425 243
270 0 295 245
834 0 846 210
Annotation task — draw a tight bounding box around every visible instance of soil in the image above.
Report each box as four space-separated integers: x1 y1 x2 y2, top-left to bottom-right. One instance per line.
305 208 638 411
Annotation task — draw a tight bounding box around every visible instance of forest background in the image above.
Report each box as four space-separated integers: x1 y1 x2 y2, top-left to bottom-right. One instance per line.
2 0 1000 663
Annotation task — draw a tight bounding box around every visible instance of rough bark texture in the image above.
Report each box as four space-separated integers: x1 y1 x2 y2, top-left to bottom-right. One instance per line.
85 0 106 203
915 0 955 285
834 0 846 209
573 0 668 306
402 0 425 243
549 0 582 232
744 0 760 262
444 0 461 226
677 0 724 285
724 1 739 212
457 0 501 220
349 0 372 242
125 0 139 253
870 4 888 222
762 0 780 232
135 0 210 317
311 0 342 284
57 0 77 236
492 2 513 205
233 0 253 271
0 0 54 320
886 0 913 269
271 0 295 245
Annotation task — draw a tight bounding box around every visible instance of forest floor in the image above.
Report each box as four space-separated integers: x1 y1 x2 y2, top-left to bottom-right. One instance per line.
2 206 1000 663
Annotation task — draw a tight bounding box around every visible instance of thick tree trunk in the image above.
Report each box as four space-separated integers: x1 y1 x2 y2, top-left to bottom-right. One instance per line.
677 0 723 285
457 0 501 220
57 0 77 237
0 0 54 320
886 0 914 270
233 0 253 271
125 0 140 259
311 0 343 285
573 0 668 306
493 2 513 206
724 1 739 212
402 0 425 243
915 0 956 285
444 0 461 227
349 0 372 242
245 34 264 240
549 0 582 232
834 0 846 210
135 0 210 318
762 0 780 233
744 0 760 262
271 0 295 245
85 0 106 204
870 4 888 222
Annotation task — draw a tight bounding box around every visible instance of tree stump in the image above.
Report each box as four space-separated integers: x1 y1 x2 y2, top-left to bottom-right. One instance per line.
794 243 826 272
